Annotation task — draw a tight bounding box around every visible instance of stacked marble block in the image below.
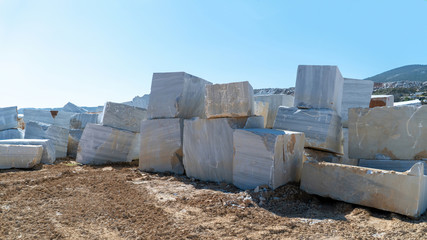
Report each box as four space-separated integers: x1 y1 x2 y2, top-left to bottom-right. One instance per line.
76 102 147 165
254 94 294 128
0 106 23 139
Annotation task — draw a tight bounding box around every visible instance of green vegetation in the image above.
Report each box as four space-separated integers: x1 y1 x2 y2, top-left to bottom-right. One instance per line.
366 65 427 82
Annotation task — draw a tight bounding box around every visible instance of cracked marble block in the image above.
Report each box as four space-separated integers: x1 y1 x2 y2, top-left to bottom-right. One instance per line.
100 102 147 132
274 107 343 154
294 65 344 115
341 78 373 127
254 94 294 128
139 119 184 174
0 106 18 131
205 81 254 118
300 161 427 218
183 117 249 183
349 106 427 160
0 129 23 140
63 102 87 113
24 121 69 158
76 124 136 165
369 95 394 108
0 144 43 169
0 139 56 164
233 129 305 190
148 72 212 119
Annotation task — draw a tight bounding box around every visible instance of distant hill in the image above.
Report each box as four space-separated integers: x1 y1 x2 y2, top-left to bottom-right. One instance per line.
365 64 427 82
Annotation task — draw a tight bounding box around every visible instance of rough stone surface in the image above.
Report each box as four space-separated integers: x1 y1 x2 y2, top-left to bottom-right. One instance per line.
0 144 43 169
100 102 148 132
294 65 344 115
274 107 343 154
0 139 56 164
233 129 305 190
254 94 294 128
359 159 427 173
0 106 18 131
0 129 24 140
253 101 269 128
369 95 394 108
341 78 373 127
70 113 99 130
139 119 184 174
300 161 427 218
67 129 83 158
148 72 212 119
76 124 136 165
205 81 254 118
183 117 249 183
63 102 87 113
24 121 69 158
349 106 427 160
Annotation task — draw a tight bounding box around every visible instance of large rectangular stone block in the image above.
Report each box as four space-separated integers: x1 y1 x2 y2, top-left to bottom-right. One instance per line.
300 161 427 218
205 81 254 118
233 129 305 190
183 117 249 183
254 94 294 128
359 159 427 173
148 72 212 119
70 113 99 129
100 102 147 132
369 95 394 108
341 78 373 127
294 65 344 115
0 106 18 131
0 129 23 140
24 121 69 158
0 144 43 169
349 106 427 160
23 109 76 129
67 129 83 158
274 107 343 154
76 124 136 165
0 139 56 164
139 119 184 174
253 101 269 128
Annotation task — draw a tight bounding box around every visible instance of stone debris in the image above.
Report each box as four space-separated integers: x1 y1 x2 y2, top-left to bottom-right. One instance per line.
100 102 148 132
67 129 83 158
254 94 294 128
253 101 269 127
148 72 212 119
24 121 69 158
341 78 373 127
0 106 18 131
232 129 305 190
0 128 24 140
205 81 254 118
62 102 88 113
0 139 56 164
0 144 43 169
369 95 394 108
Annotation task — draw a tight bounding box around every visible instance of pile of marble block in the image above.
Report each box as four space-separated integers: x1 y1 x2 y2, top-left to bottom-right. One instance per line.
254 94 294 128
0 106 23 140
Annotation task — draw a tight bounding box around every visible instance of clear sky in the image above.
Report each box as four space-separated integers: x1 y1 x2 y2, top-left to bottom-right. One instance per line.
0 0 426 108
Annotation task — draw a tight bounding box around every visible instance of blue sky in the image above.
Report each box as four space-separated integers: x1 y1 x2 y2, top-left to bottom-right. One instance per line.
1 0 426 108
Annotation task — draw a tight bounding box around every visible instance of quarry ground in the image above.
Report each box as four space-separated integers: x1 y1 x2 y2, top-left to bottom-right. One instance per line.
0 160 426 240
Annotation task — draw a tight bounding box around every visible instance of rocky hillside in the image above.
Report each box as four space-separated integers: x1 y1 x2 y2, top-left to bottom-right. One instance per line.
366 65 427 82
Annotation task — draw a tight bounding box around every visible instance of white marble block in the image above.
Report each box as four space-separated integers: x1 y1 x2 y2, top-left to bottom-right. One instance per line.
294 65 344 115
63 102 87 113
205 81 254 118
24 121 69 158
0 106 18 131
139 119 184 174
253 101 269 128
23 109 76 129
254 94 294 128
100 102 148 132
183 117 249 183
243 116 265 129
359 159 427 173
67 129 83 158
394 99 422 107
0 129 23 140
76 124 136 165
341 78 373 127
148 72 212 119
127 133 141 161
369 95 394 108
274 107 343 154
233 129 305 190
349 106 427 160
70 113 99 130
0 139 56 164
0 144 43 169
300 161 427 218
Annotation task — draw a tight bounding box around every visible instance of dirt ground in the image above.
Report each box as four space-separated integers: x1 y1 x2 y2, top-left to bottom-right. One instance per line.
1 159 426 240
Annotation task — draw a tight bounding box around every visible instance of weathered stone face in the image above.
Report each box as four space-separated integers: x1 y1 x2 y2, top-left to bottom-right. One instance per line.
0 106 18 131
100 102 147 132
0 144 43 169
0 139 56 164
369 95 394 108
148 72 212 119
24 121 69 158
233 129 305 190
254 94 294 128
348 106 427 160
139 119 184 174
300 161 427 218
341 78 373 127
294 65 344 115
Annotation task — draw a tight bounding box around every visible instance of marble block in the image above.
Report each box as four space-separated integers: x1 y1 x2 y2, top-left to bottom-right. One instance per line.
122 94 150 109
67 129 83 158
0 139 56 164
183 117 249 183
127 133 141 161
23 109 76 129
304 148 359 166
274 107 343 154
139 119 184 174
0 144 43 169
349 106 427 160
394 99 422 107
70 113 99 129
341 78 374 127
76 124 136 165
300 161 427 218
359 159 427 173
369 95 394 108
100 102 147 132
148 72 212 119
253 101 269 128
24 121 69 158
254 94 294 128
0 106 18 131
294 65 344 115
233 129 305 190
205 81 254 118
63 102 87 113
54 111 77 129
0 129 24 140
243 116 265 129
